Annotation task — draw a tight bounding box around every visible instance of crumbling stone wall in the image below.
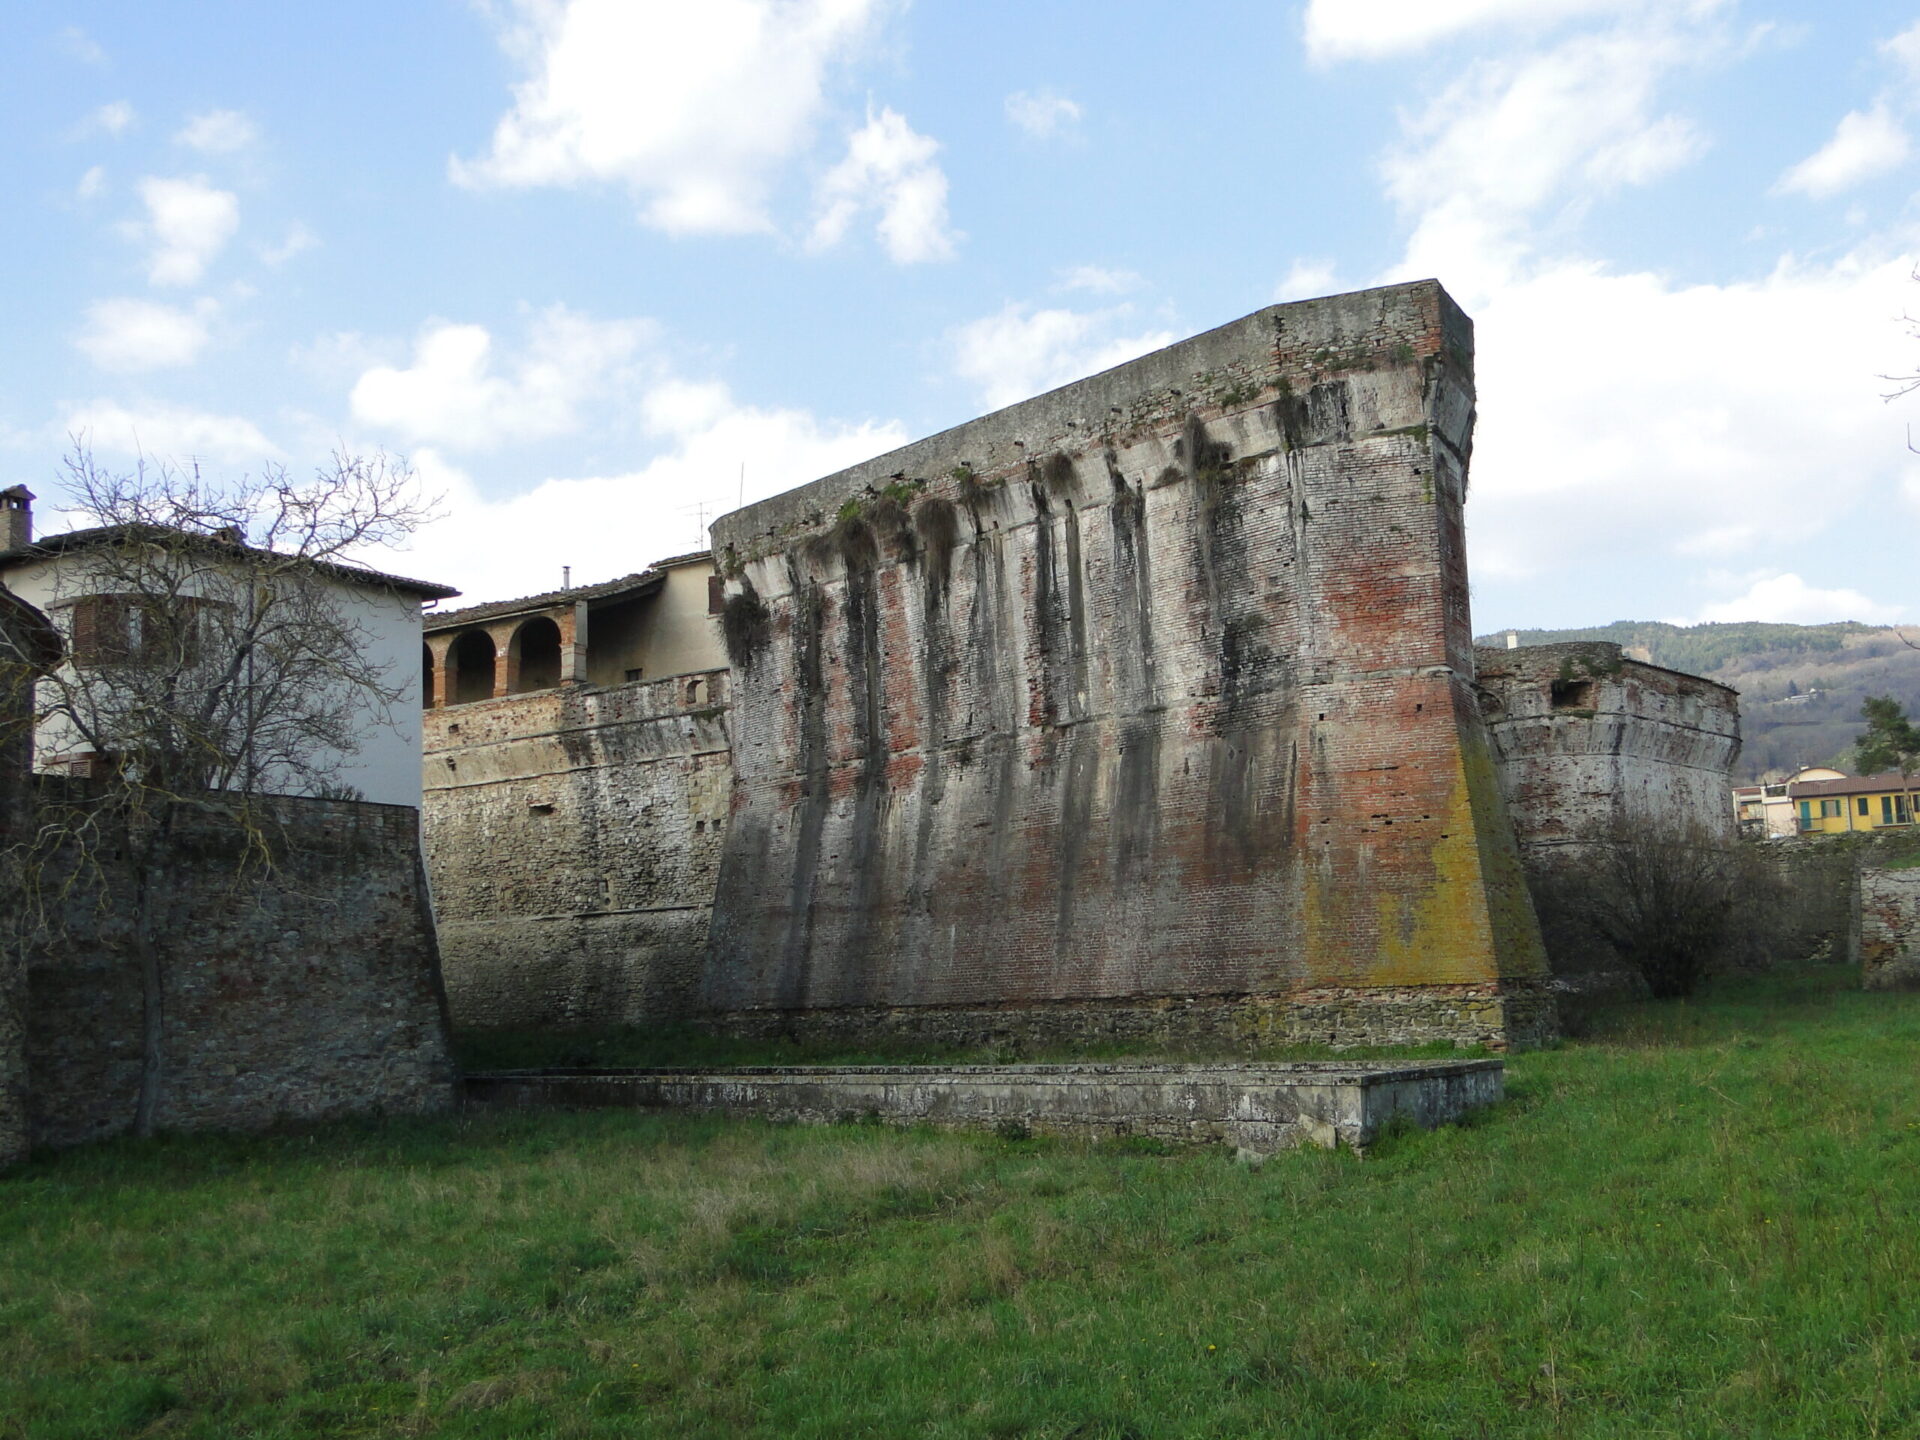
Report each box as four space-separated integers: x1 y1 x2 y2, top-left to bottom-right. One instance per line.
704 281 1551 1049
25 792 455 1148
1860 866 1920 990
422 670 732 1028
1475 642 1741 853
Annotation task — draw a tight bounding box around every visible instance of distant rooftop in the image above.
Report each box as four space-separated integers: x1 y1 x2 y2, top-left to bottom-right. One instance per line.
424 550 712 632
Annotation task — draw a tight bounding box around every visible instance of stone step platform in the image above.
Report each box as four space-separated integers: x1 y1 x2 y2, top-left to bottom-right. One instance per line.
462 1058 1503 1156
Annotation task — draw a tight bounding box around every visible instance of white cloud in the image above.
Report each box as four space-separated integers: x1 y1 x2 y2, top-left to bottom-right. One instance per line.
65 400 280 464
1303 0 1680 63
809 107 957 264
174 109 259 153
1383 21 1712 292
1774 105 1910 199
74 297 217 372
349 306 656 451
57 26 107 65
261 222 319 266
950 304 1177 411
74 101 136 139
1004 89 1082 139
1275 258 1339 302
1459 251 1920 596
1057 265 1141 295
1881 20 1920 79
75 165 106 201
454 0 880 236
1687 573 1902 625
132 175 240 287
397 392 908 604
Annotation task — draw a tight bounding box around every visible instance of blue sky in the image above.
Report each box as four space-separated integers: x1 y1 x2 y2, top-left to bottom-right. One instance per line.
5 0 1920 631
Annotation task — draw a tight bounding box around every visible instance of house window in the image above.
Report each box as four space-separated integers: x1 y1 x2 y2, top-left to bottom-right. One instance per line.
1859 797 1871 817
1800 800 1813 830
1820 799 1842 818
708 575 726 615
65 593 214 668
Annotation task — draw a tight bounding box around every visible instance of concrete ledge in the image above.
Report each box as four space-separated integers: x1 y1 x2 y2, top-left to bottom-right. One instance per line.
463 1059 1504 1155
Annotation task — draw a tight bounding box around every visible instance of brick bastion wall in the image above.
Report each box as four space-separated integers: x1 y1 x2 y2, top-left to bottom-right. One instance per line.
422 670 733 1028
24 788 456 1149
702 280 1552 1050
465 1058 1506 1156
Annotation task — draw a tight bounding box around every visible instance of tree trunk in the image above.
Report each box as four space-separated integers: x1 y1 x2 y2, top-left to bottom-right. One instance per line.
131 808 172 1138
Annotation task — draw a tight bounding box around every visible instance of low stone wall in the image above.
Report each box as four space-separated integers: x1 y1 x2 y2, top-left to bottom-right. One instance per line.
465 1058 1504 1155
695 983 1556 1055
1860 866 1920 990
25 790 457 1149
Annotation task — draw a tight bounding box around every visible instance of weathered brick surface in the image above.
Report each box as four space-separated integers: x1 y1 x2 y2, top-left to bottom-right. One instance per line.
26 792 455 1148
705 281 1549 1048
421 671 733 1027
1860 866 1920 990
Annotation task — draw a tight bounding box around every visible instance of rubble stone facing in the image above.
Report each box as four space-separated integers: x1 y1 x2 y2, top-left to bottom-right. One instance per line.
1860 866 1920 990
704 281 1549 1049
465 1058 1505 1156
421 670 733 1028
26 793 456 1148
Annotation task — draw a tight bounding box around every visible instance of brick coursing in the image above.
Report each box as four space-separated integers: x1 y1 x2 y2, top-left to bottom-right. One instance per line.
24 790 455 1149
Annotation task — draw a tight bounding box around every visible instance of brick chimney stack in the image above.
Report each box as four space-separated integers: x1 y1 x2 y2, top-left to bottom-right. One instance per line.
1 486 31 552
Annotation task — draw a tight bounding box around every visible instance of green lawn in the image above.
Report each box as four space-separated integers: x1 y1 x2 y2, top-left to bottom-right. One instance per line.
5 966 1919 1439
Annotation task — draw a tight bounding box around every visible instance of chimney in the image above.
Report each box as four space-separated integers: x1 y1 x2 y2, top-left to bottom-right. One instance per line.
1 486 32 551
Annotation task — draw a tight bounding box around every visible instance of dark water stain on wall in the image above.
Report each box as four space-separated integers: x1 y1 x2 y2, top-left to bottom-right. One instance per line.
776 565 829 1007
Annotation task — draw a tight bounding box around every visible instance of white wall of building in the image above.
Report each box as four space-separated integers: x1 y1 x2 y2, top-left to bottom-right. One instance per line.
2 552 431 810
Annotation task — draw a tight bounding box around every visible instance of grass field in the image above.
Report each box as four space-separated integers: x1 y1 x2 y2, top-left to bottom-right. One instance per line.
5 966 1919 1438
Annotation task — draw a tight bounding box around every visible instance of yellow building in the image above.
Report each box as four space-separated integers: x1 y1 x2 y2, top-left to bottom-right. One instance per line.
1788 771 1919 835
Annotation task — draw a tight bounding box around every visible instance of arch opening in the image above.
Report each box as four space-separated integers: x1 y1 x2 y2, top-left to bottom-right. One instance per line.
510 616 563 694
451 630 497 705
422 644 436 708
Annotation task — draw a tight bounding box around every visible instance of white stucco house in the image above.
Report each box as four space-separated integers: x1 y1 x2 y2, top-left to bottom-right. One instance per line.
0 484 456 809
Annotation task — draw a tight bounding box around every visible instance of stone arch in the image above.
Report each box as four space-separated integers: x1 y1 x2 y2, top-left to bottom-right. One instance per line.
686 676 704 706
450 629 497 705
509 616 563 694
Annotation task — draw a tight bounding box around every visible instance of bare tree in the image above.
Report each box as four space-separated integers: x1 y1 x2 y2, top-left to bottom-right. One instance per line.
1 446 436 1135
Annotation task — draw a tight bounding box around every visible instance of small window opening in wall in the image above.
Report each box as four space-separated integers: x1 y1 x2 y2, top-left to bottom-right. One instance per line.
1550 679 1594 710
528 802 555 816
447 722 460 735
686 677 704 705
625 668 643 682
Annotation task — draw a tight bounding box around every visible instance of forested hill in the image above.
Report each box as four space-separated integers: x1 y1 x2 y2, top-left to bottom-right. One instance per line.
1475 621 1920 782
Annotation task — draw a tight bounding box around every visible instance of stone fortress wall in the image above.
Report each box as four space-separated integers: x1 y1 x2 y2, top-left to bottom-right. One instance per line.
701 280 1552 1049
24 793 456 1149
422 671 733 1029
1475 641 1742 855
